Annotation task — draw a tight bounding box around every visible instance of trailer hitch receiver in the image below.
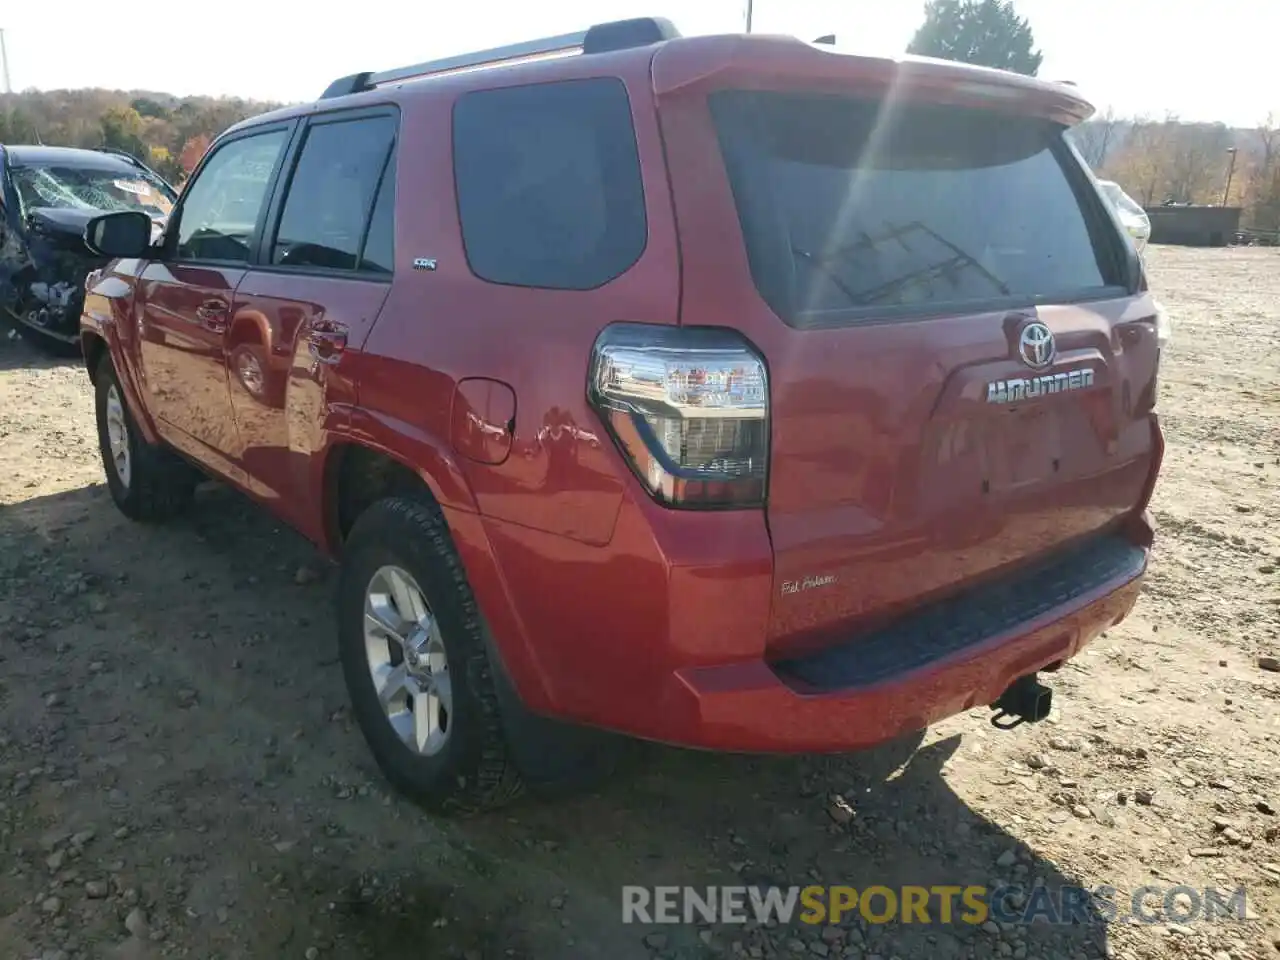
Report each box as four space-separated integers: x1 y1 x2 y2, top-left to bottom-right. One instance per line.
990 674 1053 729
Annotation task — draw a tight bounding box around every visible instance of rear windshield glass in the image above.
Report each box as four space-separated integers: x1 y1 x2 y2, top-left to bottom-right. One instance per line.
709 91 1124 327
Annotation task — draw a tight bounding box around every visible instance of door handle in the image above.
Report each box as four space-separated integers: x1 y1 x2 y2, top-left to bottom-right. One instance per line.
195 300 228 333
306 324 348 365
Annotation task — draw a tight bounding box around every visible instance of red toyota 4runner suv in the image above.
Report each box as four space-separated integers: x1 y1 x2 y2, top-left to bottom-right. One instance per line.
79 17 1166 814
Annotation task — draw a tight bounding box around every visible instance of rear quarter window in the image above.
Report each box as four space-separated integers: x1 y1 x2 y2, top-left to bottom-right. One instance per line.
709 91 1129 327
452 77 647 291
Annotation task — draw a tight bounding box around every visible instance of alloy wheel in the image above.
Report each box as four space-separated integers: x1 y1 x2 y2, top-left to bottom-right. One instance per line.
105 384 131 489
363 565 452 756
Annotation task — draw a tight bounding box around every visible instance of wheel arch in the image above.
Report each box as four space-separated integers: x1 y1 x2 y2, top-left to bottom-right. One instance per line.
82 330 109 384
321 433 557 714
81 326 161 446
323 441 436 550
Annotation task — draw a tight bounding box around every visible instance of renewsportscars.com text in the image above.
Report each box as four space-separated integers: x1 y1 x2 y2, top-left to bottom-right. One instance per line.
622 884 1249 927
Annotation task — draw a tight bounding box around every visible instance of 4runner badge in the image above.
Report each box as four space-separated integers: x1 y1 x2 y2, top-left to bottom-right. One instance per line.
986 367 1095 404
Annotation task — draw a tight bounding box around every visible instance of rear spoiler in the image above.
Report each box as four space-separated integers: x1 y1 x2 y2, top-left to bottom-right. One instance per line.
650 35 1095 126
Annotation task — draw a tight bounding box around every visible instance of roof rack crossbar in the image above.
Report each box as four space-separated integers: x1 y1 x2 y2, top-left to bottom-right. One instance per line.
368 29 588 90
320 16 681 99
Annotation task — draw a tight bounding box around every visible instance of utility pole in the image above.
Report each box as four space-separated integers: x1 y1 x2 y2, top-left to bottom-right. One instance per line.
745 0 754 33
1222 147 1238 207
0 29 12 94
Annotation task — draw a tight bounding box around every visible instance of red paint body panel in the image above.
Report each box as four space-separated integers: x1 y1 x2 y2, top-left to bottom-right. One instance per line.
356 62 680 548
478 481 776 717
80 31 1166 756
136 261 245 474
81 260 161 446
227 271 390 540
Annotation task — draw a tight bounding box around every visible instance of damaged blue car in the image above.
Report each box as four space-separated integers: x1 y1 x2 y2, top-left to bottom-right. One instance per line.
1 145 176 349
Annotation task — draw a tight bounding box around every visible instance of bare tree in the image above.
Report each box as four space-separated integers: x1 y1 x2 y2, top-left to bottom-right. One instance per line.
1162 122 1232 203
1245 112 1280 230
1254 112 1278 177
1104 115 1174 205
1071 106 1120 170
1086 109 1279 225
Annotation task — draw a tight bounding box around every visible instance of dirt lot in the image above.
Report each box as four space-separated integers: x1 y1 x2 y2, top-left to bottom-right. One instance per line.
1 244 1278 960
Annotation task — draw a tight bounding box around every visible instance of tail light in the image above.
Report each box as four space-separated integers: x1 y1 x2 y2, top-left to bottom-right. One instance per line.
588 323 769 508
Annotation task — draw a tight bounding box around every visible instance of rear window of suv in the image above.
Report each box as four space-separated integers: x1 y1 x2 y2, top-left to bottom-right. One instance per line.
452 77 647 291
709 90 1128 328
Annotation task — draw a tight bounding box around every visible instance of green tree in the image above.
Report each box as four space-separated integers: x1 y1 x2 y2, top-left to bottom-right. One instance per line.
100 106 149 159
148 145 185 185
0 89 283 165
0 108 42 144
907 0 1044 76
130 97 170 120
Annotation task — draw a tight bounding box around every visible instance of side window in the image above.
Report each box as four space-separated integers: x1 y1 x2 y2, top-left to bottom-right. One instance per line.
271 116 395 272
359 151 396 274
452 78 647 290
175 130 287 263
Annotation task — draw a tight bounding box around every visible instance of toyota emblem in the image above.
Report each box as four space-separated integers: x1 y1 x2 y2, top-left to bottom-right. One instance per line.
1018 322 1056 370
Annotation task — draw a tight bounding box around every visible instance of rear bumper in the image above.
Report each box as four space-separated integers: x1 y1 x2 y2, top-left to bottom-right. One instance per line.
659 538 1145 752
469 477 1154 754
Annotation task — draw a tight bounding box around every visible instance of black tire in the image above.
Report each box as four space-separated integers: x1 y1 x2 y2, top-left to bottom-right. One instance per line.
337 496 524 815
94 354 197 522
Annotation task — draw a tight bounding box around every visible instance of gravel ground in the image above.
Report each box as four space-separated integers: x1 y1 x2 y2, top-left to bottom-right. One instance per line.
0 245 1277 960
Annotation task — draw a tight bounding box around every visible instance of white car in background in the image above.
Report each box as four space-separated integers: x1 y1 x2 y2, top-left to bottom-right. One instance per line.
1096 179 1151 254
1094 179 1169 343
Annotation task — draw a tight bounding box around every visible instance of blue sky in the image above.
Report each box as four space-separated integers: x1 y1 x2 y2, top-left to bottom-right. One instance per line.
2 0 1273 127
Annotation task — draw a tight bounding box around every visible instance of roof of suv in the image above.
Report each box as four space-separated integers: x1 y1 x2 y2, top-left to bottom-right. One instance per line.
222 15 1094 139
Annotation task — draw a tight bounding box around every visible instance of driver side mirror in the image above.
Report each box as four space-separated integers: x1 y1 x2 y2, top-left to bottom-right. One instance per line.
84 210 153 258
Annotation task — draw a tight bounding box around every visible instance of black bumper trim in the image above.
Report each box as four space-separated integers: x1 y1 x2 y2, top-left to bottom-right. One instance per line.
774 534 1146 692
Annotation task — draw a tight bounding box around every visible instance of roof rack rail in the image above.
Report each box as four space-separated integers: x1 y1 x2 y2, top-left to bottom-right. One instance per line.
320 16 680 99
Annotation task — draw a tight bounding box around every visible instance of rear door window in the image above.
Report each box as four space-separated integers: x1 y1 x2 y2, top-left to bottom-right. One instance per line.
709 91 1126 327
452 78 646 290
271 115 396 273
